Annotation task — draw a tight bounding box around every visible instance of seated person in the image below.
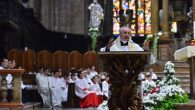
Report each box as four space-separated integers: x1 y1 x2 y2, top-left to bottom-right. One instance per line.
88 65 98 79
142 72 156 96
90 75 103 104
100 26 144 52
101 75 110 100
49 70 67 107
75 69 99 108
146 67 157 81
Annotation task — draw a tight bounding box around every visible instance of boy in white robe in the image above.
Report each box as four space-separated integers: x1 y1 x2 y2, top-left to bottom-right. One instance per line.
49 70 66 107
75 69 99 108
102 75 110 100
36 67 51 108
88 65 98 79
90 75 103 105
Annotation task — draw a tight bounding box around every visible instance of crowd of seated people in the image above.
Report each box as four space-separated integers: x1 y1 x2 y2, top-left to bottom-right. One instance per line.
35 65 110 108
0 58 110 108
75 67 110 108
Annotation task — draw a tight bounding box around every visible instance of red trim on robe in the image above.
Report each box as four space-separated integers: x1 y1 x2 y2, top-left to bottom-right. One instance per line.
79 93 99 108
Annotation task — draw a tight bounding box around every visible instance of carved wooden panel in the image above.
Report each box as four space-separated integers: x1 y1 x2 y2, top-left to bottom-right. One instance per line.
98 52 150 110
52 50 68 73
37 50 52 69
7 49 23 67
83 51 98 70
22 49 36 73
68 51 83 71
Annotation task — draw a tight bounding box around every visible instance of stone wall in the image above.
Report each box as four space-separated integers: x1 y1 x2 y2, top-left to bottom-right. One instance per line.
40 0 86 34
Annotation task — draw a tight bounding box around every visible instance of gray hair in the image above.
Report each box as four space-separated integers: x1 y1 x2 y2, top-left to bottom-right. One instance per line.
119 26 131 34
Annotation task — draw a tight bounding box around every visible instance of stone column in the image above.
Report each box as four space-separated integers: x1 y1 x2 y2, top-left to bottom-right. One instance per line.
162 0 170 38
151 0 159 34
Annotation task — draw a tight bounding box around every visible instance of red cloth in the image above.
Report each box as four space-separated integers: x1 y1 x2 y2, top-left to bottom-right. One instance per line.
79 93 99 108
97 95 103 105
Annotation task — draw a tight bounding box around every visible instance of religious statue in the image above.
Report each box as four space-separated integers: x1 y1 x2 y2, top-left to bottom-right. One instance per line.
88 0 104 28
88 0 104 51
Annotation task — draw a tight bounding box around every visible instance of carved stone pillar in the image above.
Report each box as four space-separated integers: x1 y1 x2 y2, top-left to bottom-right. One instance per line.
151 0 159 34
161 0 171 40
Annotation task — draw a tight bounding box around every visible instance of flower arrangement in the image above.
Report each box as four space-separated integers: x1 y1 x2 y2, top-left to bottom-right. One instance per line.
143 32 163 63
143 61 189 110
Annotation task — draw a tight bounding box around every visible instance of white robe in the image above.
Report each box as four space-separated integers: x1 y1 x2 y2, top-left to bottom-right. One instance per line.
102 81 109 98
0 66 13 89
49 76 66 106
59 77 68 101
75 78 95 99
100 37 144 52
146 72 157 80
90 82 103 96
36 73 51 107
88 71 98 79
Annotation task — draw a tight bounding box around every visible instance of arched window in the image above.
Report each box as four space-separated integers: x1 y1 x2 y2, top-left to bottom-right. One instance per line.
113 0 151 36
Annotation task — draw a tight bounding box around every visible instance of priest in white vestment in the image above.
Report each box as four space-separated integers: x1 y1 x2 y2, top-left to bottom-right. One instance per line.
36 68 51 108
100 26 144 52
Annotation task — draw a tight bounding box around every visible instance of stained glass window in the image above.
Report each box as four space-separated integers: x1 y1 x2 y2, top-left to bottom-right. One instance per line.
113 0 151 36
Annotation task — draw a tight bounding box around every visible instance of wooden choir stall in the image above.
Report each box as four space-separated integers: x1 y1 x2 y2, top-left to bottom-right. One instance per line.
98 52 150 110
0 69 25 109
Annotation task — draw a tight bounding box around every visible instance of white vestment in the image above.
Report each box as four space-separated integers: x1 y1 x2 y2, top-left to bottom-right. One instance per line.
90 82 103 96
59 77 68 102
49 76 66 106
0 66 13 89
100 37 144 52
75 78 95 99
146 72 157 80
102 81 109 98
36 73 51 107
88 71 98 79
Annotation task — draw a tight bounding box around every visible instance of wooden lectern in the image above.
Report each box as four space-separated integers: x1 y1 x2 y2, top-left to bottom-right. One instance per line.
0 69 25 108
98 52 150 110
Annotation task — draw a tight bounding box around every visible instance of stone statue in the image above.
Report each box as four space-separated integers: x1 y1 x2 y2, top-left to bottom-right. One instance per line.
88 0 104 51
88 0 104 28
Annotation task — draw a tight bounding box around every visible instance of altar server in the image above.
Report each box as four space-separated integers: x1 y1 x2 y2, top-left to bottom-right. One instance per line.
36 67 51 108
75 69 99 108
49 70 66 107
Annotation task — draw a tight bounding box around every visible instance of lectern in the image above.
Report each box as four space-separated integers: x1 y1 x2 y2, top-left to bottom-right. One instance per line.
98 52 150 110
0 69 25 108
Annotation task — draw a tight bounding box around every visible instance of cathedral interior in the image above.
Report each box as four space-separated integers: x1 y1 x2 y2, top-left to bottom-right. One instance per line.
0 0 195 109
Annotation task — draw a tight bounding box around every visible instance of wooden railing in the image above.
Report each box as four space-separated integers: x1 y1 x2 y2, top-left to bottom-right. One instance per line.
0 69 25 108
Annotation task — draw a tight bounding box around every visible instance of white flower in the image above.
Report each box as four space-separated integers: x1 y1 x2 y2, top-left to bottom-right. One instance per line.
147 34 153 38
157 31 163 36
